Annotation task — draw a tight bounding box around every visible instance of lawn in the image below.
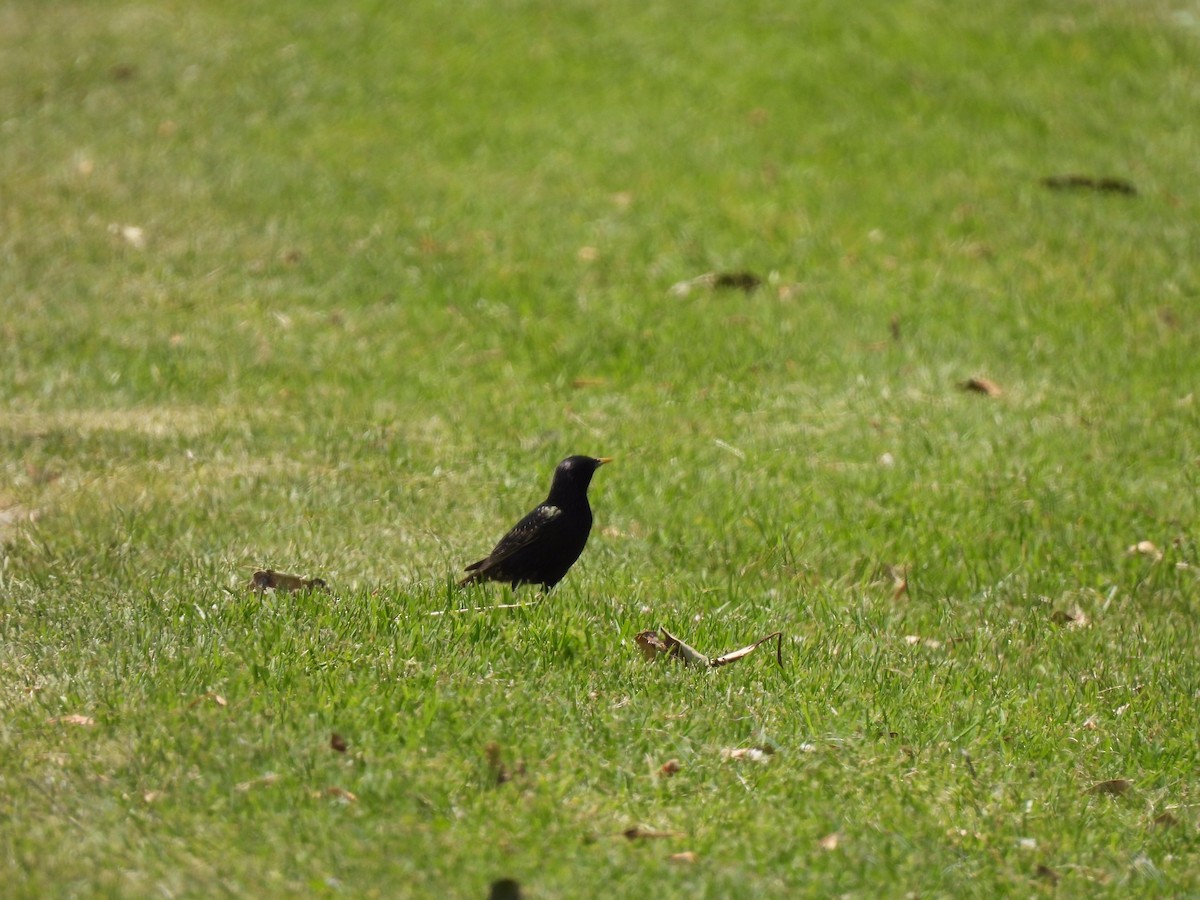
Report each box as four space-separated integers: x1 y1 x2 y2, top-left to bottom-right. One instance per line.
2 0 1199 896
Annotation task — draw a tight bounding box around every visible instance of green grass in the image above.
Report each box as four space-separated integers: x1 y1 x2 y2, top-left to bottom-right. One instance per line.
2 0 1199 895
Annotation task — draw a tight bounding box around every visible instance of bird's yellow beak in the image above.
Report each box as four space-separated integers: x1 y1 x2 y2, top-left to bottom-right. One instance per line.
596 457 614 465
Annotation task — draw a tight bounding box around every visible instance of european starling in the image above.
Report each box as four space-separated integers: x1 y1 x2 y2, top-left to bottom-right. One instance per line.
459 455 612 591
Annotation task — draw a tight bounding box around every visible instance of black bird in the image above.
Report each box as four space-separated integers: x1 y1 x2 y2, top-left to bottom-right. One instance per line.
459 455 612 591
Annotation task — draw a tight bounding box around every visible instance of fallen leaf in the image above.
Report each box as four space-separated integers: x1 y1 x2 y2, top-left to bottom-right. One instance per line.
1036 863 1060 885
1152 812 1178 829
817 832 842 851
1040 174 1137 196
710 631 784 668
960 377 1002 396
721 747 773 763
668 851 698 864
659 759 682 777
108 223 147 249
324 786 357 803
668 271 762 296
188 691 228 709
485 742 523 785
640 627 785 669
50 714 94 727
1126 541 1163 562
1050 607 1089 628
485 742 508 784
25 463 61 485
248 569 329 594
712 271 762 291
330 732 348 753
658 628 711 667
633 633 672 662
1088 778 1131 796
236 772 281 792
622 825 684 840
142 790 165 804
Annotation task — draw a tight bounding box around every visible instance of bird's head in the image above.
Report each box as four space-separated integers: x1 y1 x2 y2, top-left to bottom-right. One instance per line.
548 455 612 498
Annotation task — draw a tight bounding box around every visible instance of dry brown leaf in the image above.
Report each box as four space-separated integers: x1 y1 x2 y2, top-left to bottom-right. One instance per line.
109 223 147 249
142 790 165 804
485 742 524 785
668 851 698 864
721 747 773 763
485 742 508 784
25 463 61 485
710 631 784 668
960 377 1002 396
188 691 228 709
712 271 762 291
658 628 710 667
622 825 684 840
236 772 280 792
635 630 668 661
324 786 357 803
1050 607 1089 628
1035 863 1060 885
1126 541 1163 562
1088 778 1131 796
248 569 329 594
668 271 761 297
1041 174 1137 196
330 732 348 753
639 627 784 669
817 832 842 851
50 714 94 727
1152 812 1178 829
659 759 682 777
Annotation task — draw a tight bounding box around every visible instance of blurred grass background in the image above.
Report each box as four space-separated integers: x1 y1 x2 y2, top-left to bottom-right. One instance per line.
2 0 1199 896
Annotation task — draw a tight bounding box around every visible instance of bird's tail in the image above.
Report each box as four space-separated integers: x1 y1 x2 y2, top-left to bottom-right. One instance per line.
457 560 486 588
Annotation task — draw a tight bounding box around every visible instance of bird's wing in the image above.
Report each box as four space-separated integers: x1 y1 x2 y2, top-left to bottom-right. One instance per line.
465 504 562 572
